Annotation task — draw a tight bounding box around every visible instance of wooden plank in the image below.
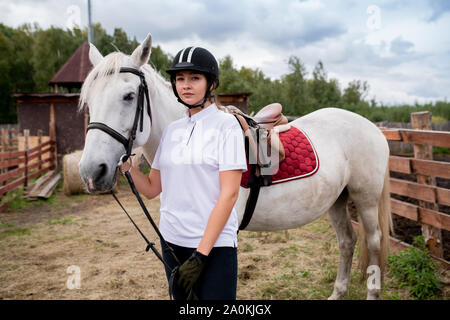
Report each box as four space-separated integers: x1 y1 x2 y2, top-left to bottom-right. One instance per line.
28 146 54 162
381 129 402 141
27 140 52 155
0 162 54 197
419 207 450 231
436 187 450 207
0 166 26 184
383 126 450 148
0 202 10 212
400 129 450 148
390 178 436 203
26 170 55 198
27 158 50 172
391 198 418 221
389 156 411 174
18 136 52 169
0 158 25 169
26 166 53 183
37 173 60 199
411 158 450 179
0 150 26 160
0 175 27 196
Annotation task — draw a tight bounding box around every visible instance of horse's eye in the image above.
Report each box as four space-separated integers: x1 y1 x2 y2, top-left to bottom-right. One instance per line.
123 92 135 101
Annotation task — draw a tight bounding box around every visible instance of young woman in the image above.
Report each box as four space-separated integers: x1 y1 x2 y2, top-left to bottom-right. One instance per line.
121 47 247 300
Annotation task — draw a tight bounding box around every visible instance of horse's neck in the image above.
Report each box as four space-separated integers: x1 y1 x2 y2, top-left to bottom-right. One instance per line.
142 67 185 163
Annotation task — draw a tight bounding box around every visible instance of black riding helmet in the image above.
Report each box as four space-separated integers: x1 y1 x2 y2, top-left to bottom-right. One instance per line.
166 47 220 109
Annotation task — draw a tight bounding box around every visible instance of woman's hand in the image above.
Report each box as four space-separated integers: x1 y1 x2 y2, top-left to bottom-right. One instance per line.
120 161 132 174
177 251 208 295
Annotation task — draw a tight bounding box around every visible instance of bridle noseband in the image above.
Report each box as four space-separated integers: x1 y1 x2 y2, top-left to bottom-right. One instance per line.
86 67 152 162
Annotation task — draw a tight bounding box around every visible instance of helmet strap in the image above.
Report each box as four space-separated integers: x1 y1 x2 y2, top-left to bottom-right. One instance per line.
177 94 209 109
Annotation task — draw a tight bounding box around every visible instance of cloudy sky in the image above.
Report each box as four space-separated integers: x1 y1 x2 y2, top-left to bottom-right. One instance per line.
1 0 449 105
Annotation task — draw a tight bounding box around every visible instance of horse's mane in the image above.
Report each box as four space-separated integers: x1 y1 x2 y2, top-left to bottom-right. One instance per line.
79 50 172 111
79 52 124 111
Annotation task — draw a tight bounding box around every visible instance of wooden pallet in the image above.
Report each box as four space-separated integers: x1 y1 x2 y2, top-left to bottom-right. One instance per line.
25 170 61 200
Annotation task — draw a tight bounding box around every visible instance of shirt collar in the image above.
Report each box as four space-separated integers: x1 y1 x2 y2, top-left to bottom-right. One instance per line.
184 104 219 122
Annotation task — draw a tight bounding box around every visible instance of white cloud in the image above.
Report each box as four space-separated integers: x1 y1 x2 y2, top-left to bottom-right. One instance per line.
0 0 449 105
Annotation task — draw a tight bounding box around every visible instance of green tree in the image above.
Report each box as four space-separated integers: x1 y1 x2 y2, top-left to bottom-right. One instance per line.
342 79 369 106
149 45 172 78
216 56 250 94
91 23 113 55
0 23 38 122
281 56 312 116
31 26 85 92
309 61 341 109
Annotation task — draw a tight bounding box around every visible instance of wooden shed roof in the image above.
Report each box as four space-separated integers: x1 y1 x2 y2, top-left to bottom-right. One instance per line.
48 42 93 88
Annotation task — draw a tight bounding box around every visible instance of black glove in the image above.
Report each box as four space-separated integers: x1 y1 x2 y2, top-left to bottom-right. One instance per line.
177 250 207 295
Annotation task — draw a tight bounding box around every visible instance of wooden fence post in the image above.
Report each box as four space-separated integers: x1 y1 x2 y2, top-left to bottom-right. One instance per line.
1 129 4 178
24 129 29 188
410 111 443 258
1 128 5 152
37 129 42 170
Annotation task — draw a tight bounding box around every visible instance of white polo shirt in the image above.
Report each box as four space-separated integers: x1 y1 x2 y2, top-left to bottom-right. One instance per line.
151 104 247 248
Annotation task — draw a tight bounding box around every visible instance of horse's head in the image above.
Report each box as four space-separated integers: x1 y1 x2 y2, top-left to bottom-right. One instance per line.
79 34 153 193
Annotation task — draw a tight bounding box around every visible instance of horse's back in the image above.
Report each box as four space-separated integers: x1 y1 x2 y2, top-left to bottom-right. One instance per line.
291 107 388 155
291 107 389 195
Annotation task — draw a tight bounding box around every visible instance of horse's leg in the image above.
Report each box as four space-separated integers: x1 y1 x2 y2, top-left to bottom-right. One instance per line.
354 202 382 300
327 189 357 300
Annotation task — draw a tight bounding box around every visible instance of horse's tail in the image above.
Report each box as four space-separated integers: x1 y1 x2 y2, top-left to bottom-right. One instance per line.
358 165 392 277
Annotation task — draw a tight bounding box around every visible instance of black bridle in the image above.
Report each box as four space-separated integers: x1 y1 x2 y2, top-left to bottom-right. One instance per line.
86 67 152 162
85 67 186 299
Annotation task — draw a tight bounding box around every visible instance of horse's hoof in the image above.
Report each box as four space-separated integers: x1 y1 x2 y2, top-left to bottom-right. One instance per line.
328 291 345 300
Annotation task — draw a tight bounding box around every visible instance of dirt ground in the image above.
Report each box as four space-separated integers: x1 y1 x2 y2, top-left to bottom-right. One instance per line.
0 182 448 300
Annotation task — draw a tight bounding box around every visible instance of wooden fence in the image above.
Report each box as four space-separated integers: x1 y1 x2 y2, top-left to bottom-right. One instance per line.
0 130 56 211
1 126 20 152
381 111 450 262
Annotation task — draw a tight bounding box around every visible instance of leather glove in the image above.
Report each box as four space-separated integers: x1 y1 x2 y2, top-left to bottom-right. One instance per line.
177 250 207 295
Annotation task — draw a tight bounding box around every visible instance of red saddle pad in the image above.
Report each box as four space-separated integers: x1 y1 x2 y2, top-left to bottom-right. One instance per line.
241 126 319 188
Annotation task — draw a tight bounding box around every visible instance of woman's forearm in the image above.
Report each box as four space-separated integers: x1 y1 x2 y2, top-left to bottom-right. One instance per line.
196 192 239 255
123 165 161 199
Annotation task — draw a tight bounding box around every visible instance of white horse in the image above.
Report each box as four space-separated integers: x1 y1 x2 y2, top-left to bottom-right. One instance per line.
78 34 392 300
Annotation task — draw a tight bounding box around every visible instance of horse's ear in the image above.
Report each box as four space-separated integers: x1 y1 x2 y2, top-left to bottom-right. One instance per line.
131 33 152 67
89 43 103 67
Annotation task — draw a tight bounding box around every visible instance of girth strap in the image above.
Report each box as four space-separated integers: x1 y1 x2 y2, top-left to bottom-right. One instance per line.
238 176 261 230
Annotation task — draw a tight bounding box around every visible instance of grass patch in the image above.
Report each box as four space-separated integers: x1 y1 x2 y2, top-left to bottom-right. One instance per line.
388 236 442 300
1 173 64 212
433 146 450 155
47 216 79 226
0 221 32 240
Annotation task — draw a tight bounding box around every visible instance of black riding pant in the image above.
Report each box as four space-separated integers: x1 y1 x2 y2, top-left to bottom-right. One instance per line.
161 240 237 300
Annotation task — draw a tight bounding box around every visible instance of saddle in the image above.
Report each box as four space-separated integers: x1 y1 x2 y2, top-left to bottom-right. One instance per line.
221 103 289 179
219 103 290 230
